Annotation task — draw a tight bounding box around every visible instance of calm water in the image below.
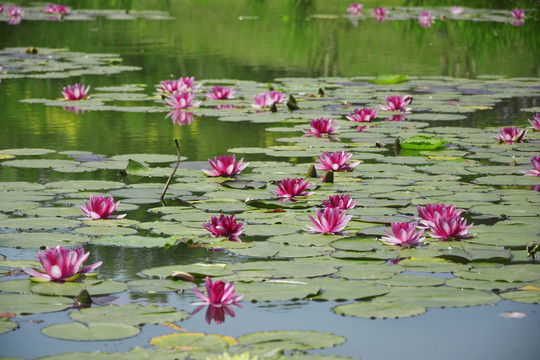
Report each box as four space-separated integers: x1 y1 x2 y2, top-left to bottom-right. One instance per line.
1 1 539 359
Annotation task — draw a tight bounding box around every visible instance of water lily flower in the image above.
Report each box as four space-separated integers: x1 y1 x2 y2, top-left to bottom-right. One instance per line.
202 214 244 241
427 214 473 241
347 3 363 16
22 246 102 282
418 11 434 28
202 154 249 177
521 155 540 176
322 194 356 210
268 90 286 104
495 126 527 144
272 178 314 201
381 222 425 247
206 86 235 100
346 107 379 122
307 208 352 234
417 203 463 228
79 195 126 220
303 118 340 140
510 8 524 20
380 95 412 112
0 5 4 13
165 91 202 110
315 151 360 172
386 114 405 122
191 276 243 306
166 109 195 126
44 4 70 15
62 83 90 100
372 7 387 21
252 91 285 109
7 5 22 17
528 113 540 131
157 77 201 95
252 93 270 109
450 6 464 15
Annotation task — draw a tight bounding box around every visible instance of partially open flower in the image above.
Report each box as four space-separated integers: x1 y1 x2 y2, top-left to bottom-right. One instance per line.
427 214 473 241
418 11 434 28
7 5 23 17
372 7 388 21
510 8 524 20
528 113 540 131
191 276 243 306
521 155 540 176
322 194 356 210
206 86 235 100
315 151 359 172
347 3 363 16
202 154 248 177
22 246 102 282
79 195 126 220
202 214 244 241
381 222 425 246
417 203 463 228
44 4 70 15
346 107 379 122
62 84 90 100
303 118 340 140
252 91 285 109
307 208 352 234
165 91 202 110
450 6 464 15
495 126 527 144
272 178 314 201
380 95 412 112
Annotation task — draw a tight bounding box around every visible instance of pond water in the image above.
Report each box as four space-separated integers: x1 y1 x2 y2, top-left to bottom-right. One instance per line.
1 1 540 360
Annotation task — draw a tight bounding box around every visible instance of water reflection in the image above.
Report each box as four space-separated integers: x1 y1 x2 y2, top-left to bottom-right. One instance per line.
372 7 387 22
8 15 22 25
166 110 195 126
63 106 85 115
386 114 406 122
191 303 243 325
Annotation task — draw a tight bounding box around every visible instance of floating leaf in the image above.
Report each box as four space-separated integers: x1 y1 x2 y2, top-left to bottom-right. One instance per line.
399 135 448 150
334 301 426 319
0 294 73 315
0 318 17 334
42 322 140 341
30 279 127 297
151 332 236 350
233 280 320 301
70 304 189 325
369 74 408 85
239 330 345 351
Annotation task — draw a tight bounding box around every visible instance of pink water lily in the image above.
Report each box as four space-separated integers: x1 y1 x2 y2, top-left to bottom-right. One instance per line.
252 91 285 109
7 5 22 17
521 155 540 176
191 276 243 306
303 118 340 140
372 7 387 21
8 15 22 25
322 194 356 210
44 4 70 15
315 151 359 172
380 95 412 112
202 214 244 241
450 6 464 15
165 91 202 110
272 178 314 201
418 11 434 28
495 126 527 144
346 107 379 122
427 214 473 241
381 222 425 247
307 208 352 234
62 84 90 100
417 203 463 228
0 5 4 13
166 110 195 126
511 8 524 19
22 246 102 282
206 86 235 100
347 3 363 16
79 195 126 220
157 77 201 95
528 113 540 131
202 154 248 177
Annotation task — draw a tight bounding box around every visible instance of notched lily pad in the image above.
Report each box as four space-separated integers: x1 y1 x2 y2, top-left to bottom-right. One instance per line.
334 301 426 319
70 304 189 325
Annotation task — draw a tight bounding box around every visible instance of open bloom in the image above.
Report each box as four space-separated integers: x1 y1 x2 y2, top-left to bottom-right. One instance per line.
62 84 90 100
450 6 464 15
315 151 359 172
511 8 524 20
322 194 356 210
166 110 195 126
252 91 285 109
418 11 434 28
165 91 202 110
307 208 352 234
157 77 201 95
303 118 340 140
381 222 425 246
272 178 313 201
521 155 540 176
191 276 243 306
417 203 463 228
206 86 235 100
528 113 540 131
346 107 379 122
22 246 102 282
202 154 248 177
79 195 126 220
347 3 363 16
44 4 70 15
7 5 22 17
495 126 527 144
202 214 244 241
372 7 387 21
380 95 412 112
427 214 473 241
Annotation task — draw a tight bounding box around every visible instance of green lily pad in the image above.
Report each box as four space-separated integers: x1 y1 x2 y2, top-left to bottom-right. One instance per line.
70 304 189 325
0 279 31 293
227 260 336 278
126 279 194 293
305 277 389 300
239 330 345 351
0 232 88 248
499 290 540 304
399 135 448 150
446 278 519 291
227 280 320 302
0 294 74 315
90 235 172 248
34 346 189 360
151 332 236 350
0 217 80 230
42 322 140 341
337 264 404 280
454 264 540 283
380 286 500 308
369 74 408 85
334 301 426 319
376 275 446 287
141 263 232 278
30 279 127 297
0 318 18 334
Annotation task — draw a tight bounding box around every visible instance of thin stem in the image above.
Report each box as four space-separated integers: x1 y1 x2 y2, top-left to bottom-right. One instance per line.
161 139 181 204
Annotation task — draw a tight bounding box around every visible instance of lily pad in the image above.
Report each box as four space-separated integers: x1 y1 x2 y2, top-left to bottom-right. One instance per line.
499 290 540 304
30 279 127 297
239 330 345 351
0 294 73 315
42 322 140 341
334 301 426 319
70 304 189 325
141 263 232 278
151 332 236 350
0 318 18 334
380 286 500 308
